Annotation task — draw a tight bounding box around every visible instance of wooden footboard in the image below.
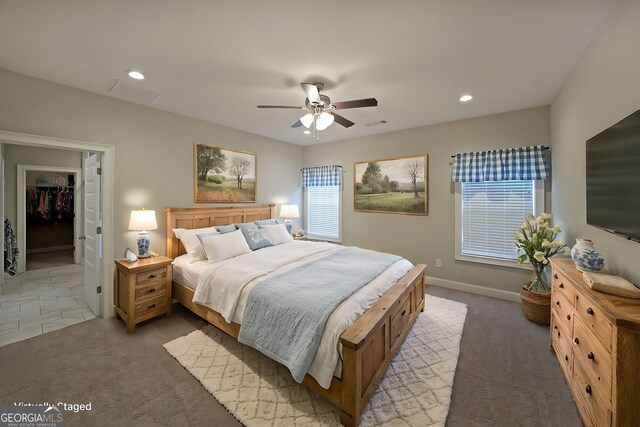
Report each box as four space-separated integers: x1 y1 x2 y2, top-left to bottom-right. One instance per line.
165 206 426 426
339 263 426 426
171 263 426 426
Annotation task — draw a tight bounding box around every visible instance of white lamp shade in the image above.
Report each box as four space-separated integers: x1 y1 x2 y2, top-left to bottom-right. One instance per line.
316 112 334 130
128 209 158 231
280 204 300 219
300 113 314 128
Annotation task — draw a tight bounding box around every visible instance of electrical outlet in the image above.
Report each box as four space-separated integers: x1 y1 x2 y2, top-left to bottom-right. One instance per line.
435 259 442 268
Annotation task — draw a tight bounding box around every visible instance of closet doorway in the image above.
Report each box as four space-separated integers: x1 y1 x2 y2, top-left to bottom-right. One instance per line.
18 166 82 272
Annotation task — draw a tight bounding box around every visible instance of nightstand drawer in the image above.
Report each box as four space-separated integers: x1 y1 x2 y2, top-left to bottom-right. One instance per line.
135 282 167 300
135 295 167 318
136 267 167 286
573 357 612 427
551 313 573 376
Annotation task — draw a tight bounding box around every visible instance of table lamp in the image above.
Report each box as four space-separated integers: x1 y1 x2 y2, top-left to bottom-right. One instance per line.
280 204 299 234
128 209 158 258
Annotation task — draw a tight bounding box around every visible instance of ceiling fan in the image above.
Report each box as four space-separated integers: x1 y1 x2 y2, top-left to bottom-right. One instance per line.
257 82 378 141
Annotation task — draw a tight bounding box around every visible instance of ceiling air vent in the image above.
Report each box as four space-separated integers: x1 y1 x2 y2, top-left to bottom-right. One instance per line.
108 79 161 103
365 120 388 127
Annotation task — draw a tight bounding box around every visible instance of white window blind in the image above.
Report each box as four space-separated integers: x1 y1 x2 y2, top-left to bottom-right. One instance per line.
460 180 535 261
305 186 341 241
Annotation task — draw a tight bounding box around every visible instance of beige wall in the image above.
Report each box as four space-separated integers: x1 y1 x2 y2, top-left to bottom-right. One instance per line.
0 69 303 258
551 0 640 285
304 106 550 294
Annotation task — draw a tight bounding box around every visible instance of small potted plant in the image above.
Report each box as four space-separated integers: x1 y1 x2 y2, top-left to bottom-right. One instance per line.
515 213 568 325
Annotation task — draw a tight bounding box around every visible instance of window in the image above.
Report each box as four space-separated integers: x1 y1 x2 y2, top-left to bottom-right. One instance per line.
305 185 341 241
455 180 543 267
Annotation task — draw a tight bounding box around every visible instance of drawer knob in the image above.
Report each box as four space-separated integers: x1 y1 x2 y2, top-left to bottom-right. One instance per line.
586 307 594 315
401 309 406 317
559 283 564 289
565 355 568 361
556 301 560 306
148 288 156 293
566 314 571 320
587 352 595 360
554 325 558 330
554 273 558 280
585 385 592 395
149 274 156 279
574 337 580 345
148 303 156 309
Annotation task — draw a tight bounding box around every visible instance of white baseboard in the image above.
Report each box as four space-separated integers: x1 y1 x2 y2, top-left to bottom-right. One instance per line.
426 276 521 303
26 245 74 255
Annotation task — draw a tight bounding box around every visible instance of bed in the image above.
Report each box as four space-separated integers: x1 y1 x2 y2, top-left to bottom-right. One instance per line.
165 205 426 427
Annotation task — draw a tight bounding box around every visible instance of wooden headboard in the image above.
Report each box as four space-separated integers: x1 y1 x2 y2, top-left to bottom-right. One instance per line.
164 204 275 259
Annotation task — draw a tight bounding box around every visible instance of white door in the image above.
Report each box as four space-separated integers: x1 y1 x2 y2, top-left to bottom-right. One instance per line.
84 153 101 316
0 151 4 291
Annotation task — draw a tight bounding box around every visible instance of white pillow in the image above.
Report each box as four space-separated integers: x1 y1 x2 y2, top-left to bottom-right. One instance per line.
201 229 252 263
173 226 218 261
260 224 294 245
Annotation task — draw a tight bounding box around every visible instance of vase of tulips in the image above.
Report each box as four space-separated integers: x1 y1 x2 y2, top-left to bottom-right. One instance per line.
515 213 568 324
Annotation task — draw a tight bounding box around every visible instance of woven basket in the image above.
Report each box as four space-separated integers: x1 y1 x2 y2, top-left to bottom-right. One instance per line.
520 285 551 325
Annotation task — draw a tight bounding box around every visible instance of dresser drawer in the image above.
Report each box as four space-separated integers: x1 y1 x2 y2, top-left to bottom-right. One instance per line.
136 267 167 286
135 282 167 301
573 358 612 427
135 295 167 319
551 288 574 334
390 293 412 347
551 313 573 376
572 317 612 403
575 292 612 353
553 270 575 307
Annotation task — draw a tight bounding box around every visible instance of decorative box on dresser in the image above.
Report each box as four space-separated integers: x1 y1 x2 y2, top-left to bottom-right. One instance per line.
550 258 640 427
115 256 173 333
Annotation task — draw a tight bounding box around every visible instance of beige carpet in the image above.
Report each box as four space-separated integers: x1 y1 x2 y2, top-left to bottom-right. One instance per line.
164 295 467 427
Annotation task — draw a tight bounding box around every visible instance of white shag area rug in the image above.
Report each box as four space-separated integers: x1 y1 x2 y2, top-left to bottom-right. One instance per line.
164 295 467 427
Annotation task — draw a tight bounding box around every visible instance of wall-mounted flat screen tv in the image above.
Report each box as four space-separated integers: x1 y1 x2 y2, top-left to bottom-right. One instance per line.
586 108 640 242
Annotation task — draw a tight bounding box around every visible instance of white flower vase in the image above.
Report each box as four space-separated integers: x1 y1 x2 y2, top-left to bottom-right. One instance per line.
570 239 605 272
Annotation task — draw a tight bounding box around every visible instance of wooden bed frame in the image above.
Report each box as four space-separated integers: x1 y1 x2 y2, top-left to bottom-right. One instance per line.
165 205 426 426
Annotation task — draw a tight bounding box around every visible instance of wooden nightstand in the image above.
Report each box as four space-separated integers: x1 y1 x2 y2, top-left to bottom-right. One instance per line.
114 256 173 333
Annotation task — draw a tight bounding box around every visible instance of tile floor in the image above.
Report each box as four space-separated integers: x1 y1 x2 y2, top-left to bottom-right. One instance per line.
0 263 95 347
26 249 75 271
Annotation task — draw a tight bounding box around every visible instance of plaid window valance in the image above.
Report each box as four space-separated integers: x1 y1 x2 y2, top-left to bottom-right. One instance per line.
452 145 549 182
301 165 342 187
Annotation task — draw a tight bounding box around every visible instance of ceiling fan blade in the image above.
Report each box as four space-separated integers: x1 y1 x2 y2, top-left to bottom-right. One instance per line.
257 105 303 109
291 119 303 128
331 112 355 128
300 83 321 104
332 98 378 110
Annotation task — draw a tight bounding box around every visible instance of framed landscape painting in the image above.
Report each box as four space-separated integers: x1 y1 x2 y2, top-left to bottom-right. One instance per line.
354 154 428 215
194 143 256 203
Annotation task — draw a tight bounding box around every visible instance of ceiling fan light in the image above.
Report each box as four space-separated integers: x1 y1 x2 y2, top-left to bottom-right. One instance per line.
300 113 314 128
316 112 335 130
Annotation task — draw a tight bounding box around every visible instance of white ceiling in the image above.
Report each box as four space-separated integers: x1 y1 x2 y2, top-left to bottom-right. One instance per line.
0 0 615 146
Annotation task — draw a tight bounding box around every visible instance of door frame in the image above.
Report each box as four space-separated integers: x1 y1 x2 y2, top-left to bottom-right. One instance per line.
17 165 83 271
0 130 115 318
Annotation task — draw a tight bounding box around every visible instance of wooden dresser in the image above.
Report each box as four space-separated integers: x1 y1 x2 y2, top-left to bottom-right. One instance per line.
550 258 640 427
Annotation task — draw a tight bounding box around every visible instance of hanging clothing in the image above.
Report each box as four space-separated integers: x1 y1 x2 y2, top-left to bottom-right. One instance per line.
26 186 74 224
4 216 19 276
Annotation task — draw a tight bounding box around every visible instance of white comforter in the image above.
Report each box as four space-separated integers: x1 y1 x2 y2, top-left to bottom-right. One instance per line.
188 240 413 388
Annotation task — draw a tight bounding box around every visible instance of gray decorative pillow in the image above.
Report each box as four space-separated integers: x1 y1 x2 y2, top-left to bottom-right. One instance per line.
235 222 259 232
215 224 237 234
241 228 273 251
254 219 281 228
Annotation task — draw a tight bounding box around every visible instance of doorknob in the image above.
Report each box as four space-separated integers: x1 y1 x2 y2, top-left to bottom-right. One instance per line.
79 236 86 240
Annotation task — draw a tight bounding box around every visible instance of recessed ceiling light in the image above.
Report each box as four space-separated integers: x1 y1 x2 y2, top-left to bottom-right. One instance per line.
303 130 311 135
459 94 473 102
127 70 145 80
